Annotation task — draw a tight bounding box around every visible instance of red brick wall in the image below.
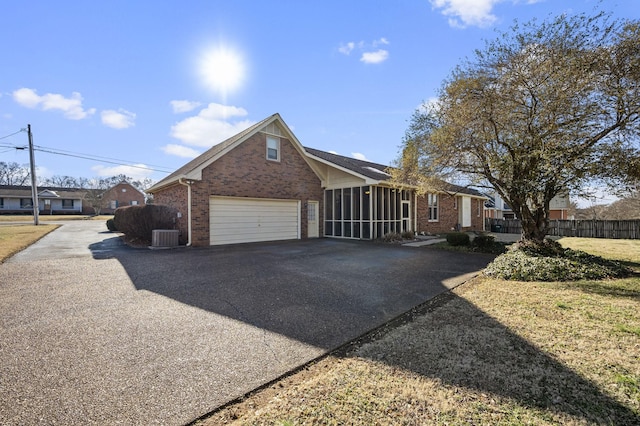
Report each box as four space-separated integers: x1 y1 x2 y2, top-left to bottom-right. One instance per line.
416 194 485 234
102 182 146 214
153 132 323 246
152 183 189 245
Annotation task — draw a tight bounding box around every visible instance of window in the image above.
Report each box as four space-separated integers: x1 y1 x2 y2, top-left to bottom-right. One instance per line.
62 199 74 209
131 200 138 206
266 136 280 161
428 194 438 221
110 200 117 209
20 198 32 209
0 198 3 208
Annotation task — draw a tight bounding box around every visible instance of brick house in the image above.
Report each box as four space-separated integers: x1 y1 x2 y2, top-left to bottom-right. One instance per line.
148 113 486 246
99 181 146 214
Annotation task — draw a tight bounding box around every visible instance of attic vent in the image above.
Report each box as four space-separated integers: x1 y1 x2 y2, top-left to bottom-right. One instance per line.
261 122 283 136
151 230 179 248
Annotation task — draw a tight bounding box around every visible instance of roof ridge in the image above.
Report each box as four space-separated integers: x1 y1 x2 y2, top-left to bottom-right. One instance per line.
304 146 390 169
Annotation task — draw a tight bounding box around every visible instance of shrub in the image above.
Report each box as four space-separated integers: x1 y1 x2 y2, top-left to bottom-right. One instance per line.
113 204 178 243
471 233 507 254
446 232 470 246
106 218 117 232
484 243 632 281
471 233 494 248
383 232 403 243
401 230 414 240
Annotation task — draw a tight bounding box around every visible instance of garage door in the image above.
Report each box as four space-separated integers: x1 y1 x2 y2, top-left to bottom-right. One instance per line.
210 196 300 245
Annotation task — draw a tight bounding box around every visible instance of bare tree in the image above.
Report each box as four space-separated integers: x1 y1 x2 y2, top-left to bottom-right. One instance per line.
0 162 30 186
396 11 640 244
42 175 81 188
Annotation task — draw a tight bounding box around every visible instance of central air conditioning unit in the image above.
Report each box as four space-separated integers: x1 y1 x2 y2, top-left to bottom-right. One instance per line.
151 229 179 248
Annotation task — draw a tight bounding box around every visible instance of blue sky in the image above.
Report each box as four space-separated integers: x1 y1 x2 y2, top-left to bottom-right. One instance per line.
1 0 637 195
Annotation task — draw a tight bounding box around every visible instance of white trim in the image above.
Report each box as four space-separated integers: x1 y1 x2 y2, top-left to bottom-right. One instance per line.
266 135 280 162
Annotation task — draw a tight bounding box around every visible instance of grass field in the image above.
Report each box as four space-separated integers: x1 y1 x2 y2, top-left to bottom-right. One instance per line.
0 224 60 262
200 238 640 425
0 215 112 222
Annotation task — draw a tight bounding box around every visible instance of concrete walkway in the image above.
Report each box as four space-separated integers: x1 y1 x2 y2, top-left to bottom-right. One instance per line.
402 232 522 247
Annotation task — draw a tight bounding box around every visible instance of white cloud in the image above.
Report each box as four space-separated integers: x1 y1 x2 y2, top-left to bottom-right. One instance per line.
328 150 339 155
430 0 501 28
161 144 201 159
338 42 356 55
170 103 255 147
339 39 390 64
417 97 441 114
12 88 96 120
373 37 389 47
352 152 369 161
360 50 389 64
92 164 153 180
170 100 202 113
101 109 136 129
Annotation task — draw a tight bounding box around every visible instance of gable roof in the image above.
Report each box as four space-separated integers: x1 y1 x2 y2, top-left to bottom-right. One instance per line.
147 112 486 199
0 185 87 199
304 148 485 198
148 113 318 193
303 147 392 181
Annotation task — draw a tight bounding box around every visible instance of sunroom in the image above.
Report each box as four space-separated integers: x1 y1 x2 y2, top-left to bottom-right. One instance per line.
324 186 413 240
304 147 416 241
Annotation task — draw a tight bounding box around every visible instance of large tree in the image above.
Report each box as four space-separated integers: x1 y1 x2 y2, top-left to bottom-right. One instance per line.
0 162 30 186
399 12 640 243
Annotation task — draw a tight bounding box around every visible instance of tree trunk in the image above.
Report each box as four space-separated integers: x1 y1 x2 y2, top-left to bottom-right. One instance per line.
517 204 549 243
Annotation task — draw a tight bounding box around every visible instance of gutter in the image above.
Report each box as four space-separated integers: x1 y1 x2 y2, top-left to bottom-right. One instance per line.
178 178 192 246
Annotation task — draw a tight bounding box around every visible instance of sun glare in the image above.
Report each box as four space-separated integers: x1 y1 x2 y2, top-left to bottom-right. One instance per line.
199 46 246 99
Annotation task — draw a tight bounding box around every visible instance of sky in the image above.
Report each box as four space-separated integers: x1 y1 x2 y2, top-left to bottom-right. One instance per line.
0 0 637 204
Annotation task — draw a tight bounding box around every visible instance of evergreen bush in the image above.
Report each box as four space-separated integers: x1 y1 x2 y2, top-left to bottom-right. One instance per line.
446 232 470 246
106 218 117 232
484 243 631 281
113 204 177 243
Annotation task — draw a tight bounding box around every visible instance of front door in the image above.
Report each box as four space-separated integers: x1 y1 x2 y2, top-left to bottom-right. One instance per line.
307 201 319 238
402 200 411 232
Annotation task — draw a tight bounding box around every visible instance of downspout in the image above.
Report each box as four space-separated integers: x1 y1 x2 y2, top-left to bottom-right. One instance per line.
414 191 418 235
178 178 192 246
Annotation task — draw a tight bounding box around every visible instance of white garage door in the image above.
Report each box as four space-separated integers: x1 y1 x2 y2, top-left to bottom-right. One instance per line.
210 196 300 245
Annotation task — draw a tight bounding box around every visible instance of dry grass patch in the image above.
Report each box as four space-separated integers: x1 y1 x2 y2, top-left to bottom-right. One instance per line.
559 237 640 266
198 240 640 425
0 215 112 222
0 224 59 262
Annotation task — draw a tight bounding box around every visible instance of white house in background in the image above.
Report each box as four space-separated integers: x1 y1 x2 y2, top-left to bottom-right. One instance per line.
0 185 89 214
485 191 572 220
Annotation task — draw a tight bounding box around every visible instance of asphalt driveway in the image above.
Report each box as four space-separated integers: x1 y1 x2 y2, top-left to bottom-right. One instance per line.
0 221 494 425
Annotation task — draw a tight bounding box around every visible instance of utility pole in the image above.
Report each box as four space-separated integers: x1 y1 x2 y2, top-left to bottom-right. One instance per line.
27 124 39 225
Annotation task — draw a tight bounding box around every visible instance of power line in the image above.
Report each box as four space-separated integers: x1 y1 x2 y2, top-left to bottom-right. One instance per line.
0 129 26 141
34 146 173 174
33 144 174 172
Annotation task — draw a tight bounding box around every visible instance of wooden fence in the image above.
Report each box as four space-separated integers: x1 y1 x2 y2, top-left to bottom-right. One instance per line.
485 218 640 239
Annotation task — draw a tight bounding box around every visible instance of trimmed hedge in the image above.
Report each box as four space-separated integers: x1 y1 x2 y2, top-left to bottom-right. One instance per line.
446 232 470 246
106 218 117 232
113 204 178 242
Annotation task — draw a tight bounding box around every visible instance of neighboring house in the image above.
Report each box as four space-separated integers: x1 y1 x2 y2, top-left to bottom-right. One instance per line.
485 191 571 220
99 181 146 214
0 185 91 214
148 113 486 247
